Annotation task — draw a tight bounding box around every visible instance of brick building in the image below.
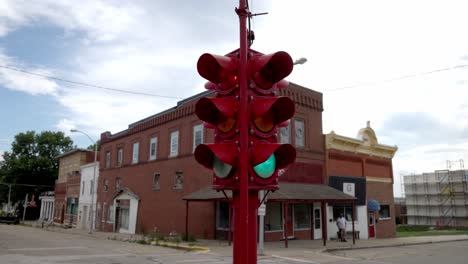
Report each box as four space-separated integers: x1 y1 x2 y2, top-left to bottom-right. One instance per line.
325 121 398 239
54 149 95 226
96 82 342 239
96 84 397 241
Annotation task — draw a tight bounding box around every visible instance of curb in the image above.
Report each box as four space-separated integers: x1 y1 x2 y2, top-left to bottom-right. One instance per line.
151 241 209 252
323 237 468 252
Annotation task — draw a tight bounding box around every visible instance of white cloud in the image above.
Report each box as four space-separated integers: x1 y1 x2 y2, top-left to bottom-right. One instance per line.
0 51 59 95
0 151 4 162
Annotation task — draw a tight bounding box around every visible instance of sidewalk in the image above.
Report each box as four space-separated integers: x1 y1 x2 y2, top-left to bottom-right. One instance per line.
25 220 468 256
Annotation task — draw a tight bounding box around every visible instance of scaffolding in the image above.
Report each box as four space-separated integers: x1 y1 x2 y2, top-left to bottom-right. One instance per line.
404 160 468 227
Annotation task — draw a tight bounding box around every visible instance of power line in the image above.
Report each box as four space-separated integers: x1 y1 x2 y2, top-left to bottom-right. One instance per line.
0 64 184 99
325 64 468 92
1 63 467 98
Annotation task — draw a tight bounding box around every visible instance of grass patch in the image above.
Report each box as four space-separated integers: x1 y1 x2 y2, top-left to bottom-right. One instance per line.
397 225 468 237
397 231 468 237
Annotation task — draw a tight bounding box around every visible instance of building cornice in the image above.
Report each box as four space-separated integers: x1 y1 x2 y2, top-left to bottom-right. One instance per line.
326 131 397 159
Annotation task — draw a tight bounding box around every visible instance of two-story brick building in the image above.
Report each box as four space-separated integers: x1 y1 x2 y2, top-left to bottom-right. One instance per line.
54 149 95 226
325 121 398 239
95 83 397 242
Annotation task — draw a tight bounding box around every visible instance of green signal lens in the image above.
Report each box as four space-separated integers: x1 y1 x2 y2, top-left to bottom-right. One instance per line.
213 156 233 178
253 154 276 179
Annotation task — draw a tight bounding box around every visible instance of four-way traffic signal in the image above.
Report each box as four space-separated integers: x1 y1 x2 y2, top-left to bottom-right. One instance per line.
194 49 296 190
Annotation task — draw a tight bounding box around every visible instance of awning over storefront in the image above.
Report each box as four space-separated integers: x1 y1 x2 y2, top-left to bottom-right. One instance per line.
183 182 356 202
367 199 381 211
183 182 357 248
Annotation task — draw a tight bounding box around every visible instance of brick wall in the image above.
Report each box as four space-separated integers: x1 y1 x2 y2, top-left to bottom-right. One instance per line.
367 181 396 238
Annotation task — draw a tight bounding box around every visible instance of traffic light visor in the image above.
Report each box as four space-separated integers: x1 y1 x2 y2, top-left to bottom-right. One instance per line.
194 143 238 178
251 97 295 133
195 97 238 133
197 53 237 88
250 51 293 89
250 143 296 173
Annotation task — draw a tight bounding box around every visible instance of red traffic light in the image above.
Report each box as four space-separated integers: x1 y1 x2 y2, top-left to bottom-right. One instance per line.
249 142 296 186
250 97 295 136
249 51 293 90
195 97 239 135
194 143 239 179
197 53 238 93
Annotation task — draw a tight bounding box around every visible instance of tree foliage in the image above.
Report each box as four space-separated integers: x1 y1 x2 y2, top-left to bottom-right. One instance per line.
0 131 73 203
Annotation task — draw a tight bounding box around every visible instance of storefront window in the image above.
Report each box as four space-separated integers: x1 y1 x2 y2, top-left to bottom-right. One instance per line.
265 203 283 231
217 202 229 229
333 205 357 221
294 204 310 229
379 205 391 219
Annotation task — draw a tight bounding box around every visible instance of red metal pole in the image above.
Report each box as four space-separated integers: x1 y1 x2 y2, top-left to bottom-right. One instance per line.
228 202 232 246
321 202 327 246
233 0 254 263
352 201 356 245
185 201 189 241
283 203 288 248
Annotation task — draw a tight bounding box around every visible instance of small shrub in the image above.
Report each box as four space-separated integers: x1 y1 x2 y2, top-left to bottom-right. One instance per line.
136 239 147 244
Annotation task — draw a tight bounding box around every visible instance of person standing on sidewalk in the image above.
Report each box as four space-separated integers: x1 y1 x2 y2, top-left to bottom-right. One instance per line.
337 214 347 242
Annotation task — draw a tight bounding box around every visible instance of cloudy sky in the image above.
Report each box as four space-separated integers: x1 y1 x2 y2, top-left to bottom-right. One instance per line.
0 0 467 196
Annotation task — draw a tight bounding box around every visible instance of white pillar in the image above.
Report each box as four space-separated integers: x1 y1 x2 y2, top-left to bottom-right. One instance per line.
46 202 51 221
47 201 52 220
45 202 49 221
50 201 55 222
40 200 44 220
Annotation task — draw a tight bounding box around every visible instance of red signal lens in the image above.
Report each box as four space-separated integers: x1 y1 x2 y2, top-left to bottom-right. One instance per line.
253 110 275 133
217 116 236 133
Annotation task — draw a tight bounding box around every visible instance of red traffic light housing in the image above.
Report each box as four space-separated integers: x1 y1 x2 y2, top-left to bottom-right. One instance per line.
249 142 296 188
195 97 239 137
249 51 293 93
249 97 295 137
197 53 238 95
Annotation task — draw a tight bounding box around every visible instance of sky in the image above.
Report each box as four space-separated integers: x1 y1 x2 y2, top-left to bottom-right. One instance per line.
0 0 467 197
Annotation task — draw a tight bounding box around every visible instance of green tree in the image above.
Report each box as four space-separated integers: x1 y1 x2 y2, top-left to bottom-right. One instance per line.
87 140 101 151
0 131 73 203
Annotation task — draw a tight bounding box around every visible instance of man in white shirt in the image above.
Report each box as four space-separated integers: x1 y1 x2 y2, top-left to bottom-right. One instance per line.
336 213 347 242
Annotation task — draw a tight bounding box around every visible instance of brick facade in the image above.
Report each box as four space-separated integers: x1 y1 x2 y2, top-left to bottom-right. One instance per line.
54 149 95 226
325 122 398 238
96 83 325 238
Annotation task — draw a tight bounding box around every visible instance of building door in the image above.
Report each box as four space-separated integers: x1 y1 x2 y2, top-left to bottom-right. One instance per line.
82 206 88 229
313 206 322 239
368 211 376 238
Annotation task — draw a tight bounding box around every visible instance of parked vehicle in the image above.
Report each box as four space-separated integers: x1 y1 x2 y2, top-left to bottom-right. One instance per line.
0 208 20 225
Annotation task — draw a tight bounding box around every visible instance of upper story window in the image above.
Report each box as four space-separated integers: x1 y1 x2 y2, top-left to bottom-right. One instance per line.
117 148 123 167
279 122 291 144
170 131 179 157
152 172 160 191
193 124 203 152
115 177 121 190
173 171 183 190
132 142 139 164
103 179 109 192
81 181 85 195
294 119 305 148
149 137 158 160
105 151 111 168
90 179 94 195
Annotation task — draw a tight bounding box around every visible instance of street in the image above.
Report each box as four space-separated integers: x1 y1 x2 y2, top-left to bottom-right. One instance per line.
1 225 468 264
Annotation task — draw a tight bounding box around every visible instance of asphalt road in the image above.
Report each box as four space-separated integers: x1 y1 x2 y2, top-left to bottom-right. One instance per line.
1 224 468 264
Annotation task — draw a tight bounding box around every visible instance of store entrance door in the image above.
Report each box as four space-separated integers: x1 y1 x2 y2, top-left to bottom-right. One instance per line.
368 211 376 238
